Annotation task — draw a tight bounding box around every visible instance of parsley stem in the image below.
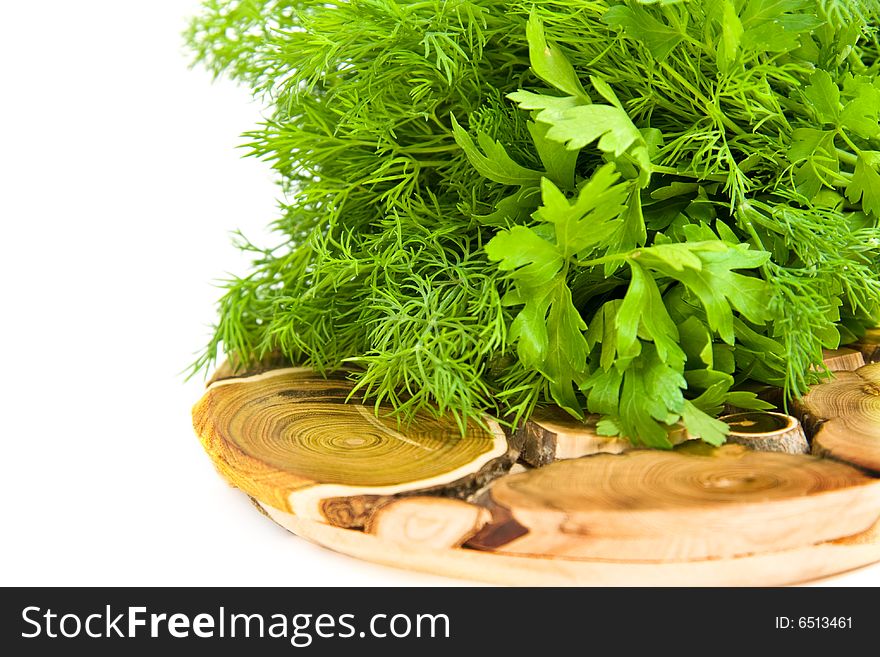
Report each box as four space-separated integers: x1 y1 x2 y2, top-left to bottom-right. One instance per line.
837 132 862 158
836 148 859 166
651 165 728 182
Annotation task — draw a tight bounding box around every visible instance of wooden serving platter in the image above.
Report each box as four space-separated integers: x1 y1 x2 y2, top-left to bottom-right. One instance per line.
192 353 880 586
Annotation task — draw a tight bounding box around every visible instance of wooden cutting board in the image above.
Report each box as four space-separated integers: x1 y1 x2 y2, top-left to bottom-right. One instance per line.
192 356 880 586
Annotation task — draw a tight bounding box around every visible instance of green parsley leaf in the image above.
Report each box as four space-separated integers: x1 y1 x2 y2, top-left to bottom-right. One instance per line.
451 115 543 186
602 4 683 60
845 151 880 218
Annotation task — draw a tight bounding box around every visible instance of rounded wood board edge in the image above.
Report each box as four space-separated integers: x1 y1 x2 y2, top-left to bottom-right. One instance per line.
256 502 880 587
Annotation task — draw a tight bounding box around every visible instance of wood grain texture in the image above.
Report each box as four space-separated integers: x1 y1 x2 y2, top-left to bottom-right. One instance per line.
515 408 629 467
720 412 808 454
821 348 866 372
467 444 880 561
515 407 691 467
798 363 880 473
192 366 517 526
365 497 490 549
259 503 880 587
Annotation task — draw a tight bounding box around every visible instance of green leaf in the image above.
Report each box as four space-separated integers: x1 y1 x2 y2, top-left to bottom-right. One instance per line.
595 417 622 437
525 12 589 101
543 280 589 415
640 127 664 159
678 315 714 368
486 225 563 287
537 104 647 161
637 242 773 344
503 275 591 415
486 169 633 415
635 241 708 271
586 300 624 371
527 121 577 190
788 128 839 199
508 286 552 369
478 185 542 226
714 220 740 245
451 115 543 186
536 166 629 257
509 34 654 179
840 77 880 139
651 181 701 201
617 344 686 448
686 368 734 415
803 70 840 125
845 151 880 218
583 365 623 416
604 188 648 275
617 262 684 365
507 91 581 113
725 391 775 411
681 400 728 446
802 71 880 142
740 0 823 53
602 4 684 60
713 0 744 72
589 75 624 110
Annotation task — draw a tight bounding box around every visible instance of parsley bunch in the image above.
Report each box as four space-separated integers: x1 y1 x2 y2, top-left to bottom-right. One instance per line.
188 0 880 447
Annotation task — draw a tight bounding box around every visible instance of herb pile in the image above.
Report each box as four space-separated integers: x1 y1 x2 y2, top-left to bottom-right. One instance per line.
188 0 880 447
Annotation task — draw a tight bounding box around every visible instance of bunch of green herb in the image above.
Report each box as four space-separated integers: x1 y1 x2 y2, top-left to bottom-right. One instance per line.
187 0 880 446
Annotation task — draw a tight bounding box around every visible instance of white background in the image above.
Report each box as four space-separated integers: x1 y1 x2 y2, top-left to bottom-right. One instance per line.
1 1 877 587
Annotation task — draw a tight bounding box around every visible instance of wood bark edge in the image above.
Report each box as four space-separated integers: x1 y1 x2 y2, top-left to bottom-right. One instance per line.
720 411 808 454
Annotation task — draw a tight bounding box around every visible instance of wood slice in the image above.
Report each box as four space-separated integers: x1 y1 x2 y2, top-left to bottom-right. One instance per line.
192 366 518 527
515 407 689 467
466 445 880 561
720 412 808 454
821 348 866 372
798 363 880 473
365 497 490 549
853 328 880 364
259 503 880 586
515 408 629 467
